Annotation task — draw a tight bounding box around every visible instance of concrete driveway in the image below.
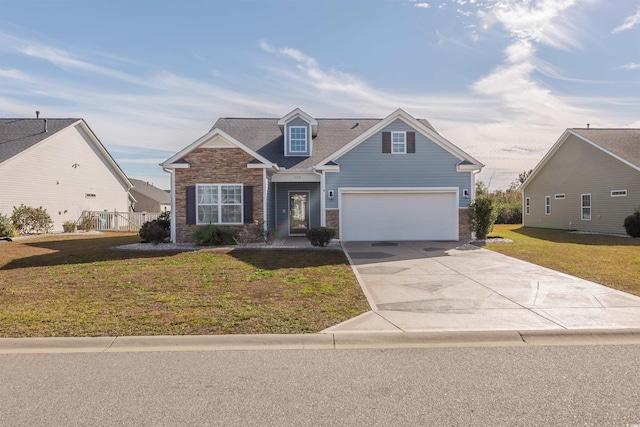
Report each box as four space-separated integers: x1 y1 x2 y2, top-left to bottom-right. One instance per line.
325 241 640 333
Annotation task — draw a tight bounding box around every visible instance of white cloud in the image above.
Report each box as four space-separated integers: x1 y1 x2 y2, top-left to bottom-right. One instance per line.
1 29 637 190
612 7 640 33
620 62 640 70
414 3 430 8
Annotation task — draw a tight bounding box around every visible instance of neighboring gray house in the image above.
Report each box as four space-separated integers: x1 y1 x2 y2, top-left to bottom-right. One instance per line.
162 108 483 243
520 128 640 235
130 178 171 213
0 118 133 231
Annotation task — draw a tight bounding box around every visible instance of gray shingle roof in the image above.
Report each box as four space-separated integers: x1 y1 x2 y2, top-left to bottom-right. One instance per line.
572 128 640 168
0 118 79 164
211 117 439 170
129 178 170 203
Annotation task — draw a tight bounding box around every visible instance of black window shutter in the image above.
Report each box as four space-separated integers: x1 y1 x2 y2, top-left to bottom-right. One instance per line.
382 132 391 153
407 132 416 153
186 186 196 225
243 185 253 223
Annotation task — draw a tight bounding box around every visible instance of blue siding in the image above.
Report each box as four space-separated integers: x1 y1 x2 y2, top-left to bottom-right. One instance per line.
274 182 321 236
325 119 473 208
285 117 311 157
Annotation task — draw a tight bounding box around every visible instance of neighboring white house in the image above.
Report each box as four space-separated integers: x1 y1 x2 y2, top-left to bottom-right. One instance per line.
0 118 133 231
129 178 171 213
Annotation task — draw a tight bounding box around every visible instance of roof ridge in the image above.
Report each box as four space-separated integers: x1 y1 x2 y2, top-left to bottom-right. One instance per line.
572 127 640 130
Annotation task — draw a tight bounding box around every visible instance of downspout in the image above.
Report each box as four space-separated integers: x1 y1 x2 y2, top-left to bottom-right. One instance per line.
163 167 176 243
312 167 325 226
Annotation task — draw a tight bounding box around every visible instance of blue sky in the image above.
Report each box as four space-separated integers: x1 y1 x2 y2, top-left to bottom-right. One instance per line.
1 0 639 190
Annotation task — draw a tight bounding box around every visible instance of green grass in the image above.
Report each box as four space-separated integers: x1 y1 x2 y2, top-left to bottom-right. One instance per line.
0 233 369 337
483 225 640 296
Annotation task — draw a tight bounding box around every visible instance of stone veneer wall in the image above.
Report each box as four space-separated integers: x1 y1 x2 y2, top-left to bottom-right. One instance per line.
174 147 263 243
325 209 340 238
458 208 471 240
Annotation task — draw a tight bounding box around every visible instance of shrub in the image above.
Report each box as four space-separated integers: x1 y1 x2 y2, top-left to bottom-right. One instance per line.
623 207 640 238
0 214 16 238
469 197 498 240
62 221 76 233
10 204 53 234
139 212 171 244
192 224 236 246
306 227 336 247
79 214 94 231
494 197 522 224
234 220 275 246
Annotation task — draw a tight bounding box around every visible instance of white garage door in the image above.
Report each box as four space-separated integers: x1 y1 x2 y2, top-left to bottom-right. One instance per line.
340 189 458 241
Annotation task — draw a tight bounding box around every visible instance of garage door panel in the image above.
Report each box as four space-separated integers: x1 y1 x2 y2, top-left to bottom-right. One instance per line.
341 191 458 241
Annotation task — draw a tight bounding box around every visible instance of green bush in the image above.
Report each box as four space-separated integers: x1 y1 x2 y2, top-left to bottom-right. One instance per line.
623 207 640 238
469 197 498 240
494 197 522 224
139 212 171 244
0 214 16 238
11 204 53 234
62 221 76 233
306 227 336 247
192 224 236 246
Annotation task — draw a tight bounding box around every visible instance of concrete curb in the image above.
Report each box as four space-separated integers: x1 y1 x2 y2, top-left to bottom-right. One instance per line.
2 329 640 354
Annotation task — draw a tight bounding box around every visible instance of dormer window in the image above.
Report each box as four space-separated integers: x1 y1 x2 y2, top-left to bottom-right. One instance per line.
289 126 308 153
278 108 317 157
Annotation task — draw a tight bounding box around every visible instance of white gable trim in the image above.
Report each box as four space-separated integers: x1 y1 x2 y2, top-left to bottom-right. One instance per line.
278 108 318 137
519 129 640 191
315 109 483 169
161 128 275 169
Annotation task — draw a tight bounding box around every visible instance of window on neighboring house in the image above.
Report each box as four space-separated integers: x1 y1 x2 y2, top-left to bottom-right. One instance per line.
555 194 565 199
581 194 591 220
611 189 627 197
545 196 551 215
289 126 308 153
391 131 406 154
525 197 530 215
196 184 242 225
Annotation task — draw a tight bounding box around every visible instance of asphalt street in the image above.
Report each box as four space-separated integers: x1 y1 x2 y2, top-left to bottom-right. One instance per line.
1 345 639 426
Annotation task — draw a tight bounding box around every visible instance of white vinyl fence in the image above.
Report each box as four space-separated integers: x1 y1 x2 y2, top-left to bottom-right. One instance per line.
82 210 161 232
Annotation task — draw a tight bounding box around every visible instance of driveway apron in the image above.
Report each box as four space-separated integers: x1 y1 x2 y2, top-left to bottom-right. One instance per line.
325 241 640 333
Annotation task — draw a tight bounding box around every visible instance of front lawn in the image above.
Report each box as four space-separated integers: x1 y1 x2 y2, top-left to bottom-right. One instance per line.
484 225 640 296
0 233 369 337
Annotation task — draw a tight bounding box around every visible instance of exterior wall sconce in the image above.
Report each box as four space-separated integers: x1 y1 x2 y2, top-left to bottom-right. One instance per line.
328 190 334 200
463 189 470 199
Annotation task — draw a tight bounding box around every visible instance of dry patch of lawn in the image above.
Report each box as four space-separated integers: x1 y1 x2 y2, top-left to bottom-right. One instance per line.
0 233 369 337
484 225 640 296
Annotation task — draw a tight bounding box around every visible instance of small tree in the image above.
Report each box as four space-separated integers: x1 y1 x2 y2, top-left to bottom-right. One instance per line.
469 197 498 240
623 207 640 238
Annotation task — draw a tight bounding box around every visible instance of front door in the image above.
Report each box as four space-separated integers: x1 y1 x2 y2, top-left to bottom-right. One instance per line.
289 191 310 235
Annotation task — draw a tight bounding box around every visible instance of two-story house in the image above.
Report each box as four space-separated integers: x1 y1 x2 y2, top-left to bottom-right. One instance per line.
161 108 483 243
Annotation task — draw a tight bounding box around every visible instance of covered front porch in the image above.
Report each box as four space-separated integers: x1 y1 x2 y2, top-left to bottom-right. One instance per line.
269 179 322 238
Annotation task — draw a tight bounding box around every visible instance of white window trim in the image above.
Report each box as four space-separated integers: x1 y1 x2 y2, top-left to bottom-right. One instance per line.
391 131 406 154
525 197 530 215
545 196 551 215
555 194 565 199
581 193 591 221
289 126 308 153
611 189 627 197
196 183 243 225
